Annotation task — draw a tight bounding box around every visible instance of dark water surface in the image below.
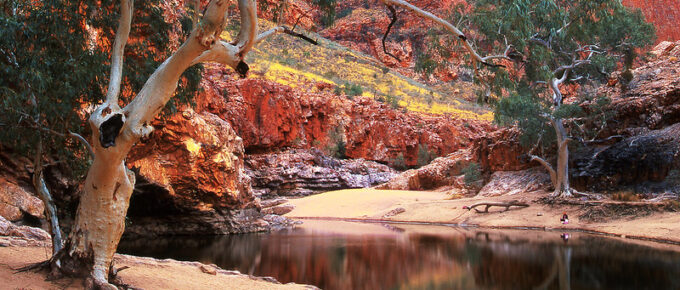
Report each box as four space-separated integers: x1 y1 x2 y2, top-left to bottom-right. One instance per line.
118 220 680 290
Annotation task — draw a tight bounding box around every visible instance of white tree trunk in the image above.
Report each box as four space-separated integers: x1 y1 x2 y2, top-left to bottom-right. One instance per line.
552 118 572 197
56 0 240 287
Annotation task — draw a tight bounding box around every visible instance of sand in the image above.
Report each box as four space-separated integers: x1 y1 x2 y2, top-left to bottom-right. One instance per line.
0 245 310 290
286 188 680 245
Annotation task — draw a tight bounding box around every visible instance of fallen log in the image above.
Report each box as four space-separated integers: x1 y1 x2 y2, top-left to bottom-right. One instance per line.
463 201 529 213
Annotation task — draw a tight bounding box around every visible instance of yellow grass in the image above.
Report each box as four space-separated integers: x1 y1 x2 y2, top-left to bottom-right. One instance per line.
221 20 492 121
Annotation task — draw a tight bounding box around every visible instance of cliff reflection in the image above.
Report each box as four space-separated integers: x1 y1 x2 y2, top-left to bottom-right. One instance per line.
119 221 680 290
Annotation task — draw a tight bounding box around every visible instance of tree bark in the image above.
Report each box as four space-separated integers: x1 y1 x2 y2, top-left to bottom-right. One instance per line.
55 0 235 287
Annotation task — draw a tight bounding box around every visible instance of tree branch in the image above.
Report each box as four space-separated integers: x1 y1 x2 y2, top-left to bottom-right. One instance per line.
254 26 318 46
121 0 230 146
382 5 401 62
380 0 500 68
105 0 134 105
235 0 257 56
32 137 63 255
529 154 557 187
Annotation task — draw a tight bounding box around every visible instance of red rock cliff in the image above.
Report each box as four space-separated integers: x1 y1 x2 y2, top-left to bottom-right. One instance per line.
622 0 680 42
195 65 492 167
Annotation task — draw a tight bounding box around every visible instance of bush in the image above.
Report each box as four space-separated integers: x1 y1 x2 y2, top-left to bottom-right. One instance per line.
462 162 481 185
325 125 346 159
390 153 407 171
417 144 437 167
342 82 363 97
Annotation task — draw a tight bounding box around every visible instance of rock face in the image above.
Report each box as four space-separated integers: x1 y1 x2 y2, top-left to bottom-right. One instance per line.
621 0 680 42
472 128 529 172
126 108 262 236
246 148 396 198
596 41 680 133
197 65 492 167
571 42 680 192
0 215 50 242
571 123 680 192
0 152 44 223
318 0 468 83
377 149 474 191
477 168 551 197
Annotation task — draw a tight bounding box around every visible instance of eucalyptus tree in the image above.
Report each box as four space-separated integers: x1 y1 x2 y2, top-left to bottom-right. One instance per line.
2 0 512 287
470 0 654 197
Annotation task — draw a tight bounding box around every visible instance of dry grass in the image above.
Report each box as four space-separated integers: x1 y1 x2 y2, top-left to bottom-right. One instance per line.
222 20 492 121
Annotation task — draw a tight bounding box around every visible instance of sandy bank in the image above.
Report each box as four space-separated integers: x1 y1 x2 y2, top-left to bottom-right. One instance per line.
286 189 680 246
0 244 312 290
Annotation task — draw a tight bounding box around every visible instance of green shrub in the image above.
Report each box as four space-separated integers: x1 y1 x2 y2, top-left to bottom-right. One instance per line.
417 144 438 167
326 125 346 159
462 162 481 185
390 153 408 171
342 82 363 97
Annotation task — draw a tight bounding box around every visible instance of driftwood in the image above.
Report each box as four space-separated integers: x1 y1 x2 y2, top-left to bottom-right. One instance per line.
464 200 529 213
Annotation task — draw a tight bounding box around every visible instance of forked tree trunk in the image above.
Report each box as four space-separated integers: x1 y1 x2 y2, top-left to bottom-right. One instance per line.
53 0 238 287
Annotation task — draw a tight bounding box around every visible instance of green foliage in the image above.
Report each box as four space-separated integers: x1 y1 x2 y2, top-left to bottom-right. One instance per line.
416 144 437 167
0 0 201 178
390 153 407 171
326 125 346 159
475 0 655 150
376 95 401 109
341 82 363 97
313 0 337 27
414 52 439 77
495 94 552 147
462 162 481 185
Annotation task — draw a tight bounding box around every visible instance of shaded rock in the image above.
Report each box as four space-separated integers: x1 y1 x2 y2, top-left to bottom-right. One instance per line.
0 215 50 242
595 41 680 133
478 168 551 197
246 148 396 198
124 207 268 237
571 123 680 192
377 148 474 191
260 198 288 208
473 128 529 172
0 178 44 222
262 204 296 216
126 108 258 236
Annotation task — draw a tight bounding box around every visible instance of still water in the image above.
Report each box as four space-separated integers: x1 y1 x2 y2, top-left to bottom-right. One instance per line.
118 220 680 290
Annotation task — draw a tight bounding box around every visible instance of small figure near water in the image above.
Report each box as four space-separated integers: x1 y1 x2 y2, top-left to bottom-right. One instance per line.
560 212 569 224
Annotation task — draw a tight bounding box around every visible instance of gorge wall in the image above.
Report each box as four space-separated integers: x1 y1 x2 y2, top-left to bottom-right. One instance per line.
622 0 680 42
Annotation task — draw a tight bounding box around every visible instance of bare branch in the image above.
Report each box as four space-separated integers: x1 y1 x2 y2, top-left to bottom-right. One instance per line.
382 5 401 62
529 154 557 187
255 26 318 46
32 137 63 255
105 0 134 105
69 131 94 159
122 0 230 139
380 0 500 68
235 0 257 56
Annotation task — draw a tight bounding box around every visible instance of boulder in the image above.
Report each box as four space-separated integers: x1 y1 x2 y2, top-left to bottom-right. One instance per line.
246 148 396 198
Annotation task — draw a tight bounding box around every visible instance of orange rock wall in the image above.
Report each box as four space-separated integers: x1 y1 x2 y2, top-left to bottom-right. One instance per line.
622 0 680 42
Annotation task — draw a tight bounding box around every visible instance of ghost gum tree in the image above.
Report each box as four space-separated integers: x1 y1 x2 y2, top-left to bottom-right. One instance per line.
7 0 538 287
466 0 654 197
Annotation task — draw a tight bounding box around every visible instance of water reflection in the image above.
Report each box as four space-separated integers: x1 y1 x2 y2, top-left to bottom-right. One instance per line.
119 220 680 290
